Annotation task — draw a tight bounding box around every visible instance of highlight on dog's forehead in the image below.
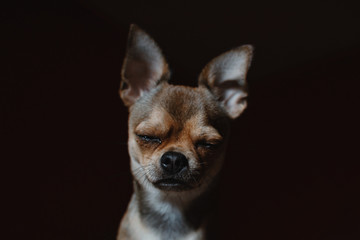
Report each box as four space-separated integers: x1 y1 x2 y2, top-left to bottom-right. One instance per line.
156 86 205 121
130 84 230 133
152 85 229 123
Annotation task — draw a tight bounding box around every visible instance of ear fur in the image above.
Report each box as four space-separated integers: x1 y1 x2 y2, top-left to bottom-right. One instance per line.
120 24 170 107
198 45 253 119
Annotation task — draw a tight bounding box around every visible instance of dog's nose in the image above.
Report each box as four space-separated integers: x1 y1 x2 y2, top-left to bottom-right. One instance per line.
160 151 188 174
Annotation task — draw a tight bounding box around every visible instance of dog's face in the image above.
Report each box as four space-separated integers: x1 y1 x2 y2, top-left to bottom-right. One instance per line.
120 25 253 193
127 84 230 192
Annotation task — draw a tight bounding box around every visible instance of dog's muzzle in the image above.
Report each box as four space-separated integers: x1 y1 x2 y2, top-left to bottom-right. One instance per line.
154 151 194 191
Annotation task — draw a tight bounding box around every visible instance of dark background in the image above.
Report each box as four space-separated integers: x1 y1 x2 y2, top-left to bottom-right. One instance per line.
2 0 359 239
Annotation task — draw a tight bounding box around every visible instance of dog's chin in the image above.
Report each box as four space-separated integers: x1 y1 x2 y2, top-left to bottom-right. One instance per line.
153 178 195 192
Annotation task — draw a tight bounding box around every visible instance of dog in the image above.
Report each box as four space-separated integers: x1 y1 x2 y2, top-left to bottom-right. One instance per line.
117 24 253 240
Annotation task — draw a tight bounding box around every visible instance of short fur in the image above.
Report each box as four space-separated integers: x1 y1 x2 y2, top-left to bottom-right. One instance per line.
117 24 253 240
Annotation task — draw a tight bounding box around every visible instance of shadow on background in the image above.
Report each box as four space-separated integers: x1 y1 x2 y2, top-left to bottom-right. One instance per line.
2 0 359 239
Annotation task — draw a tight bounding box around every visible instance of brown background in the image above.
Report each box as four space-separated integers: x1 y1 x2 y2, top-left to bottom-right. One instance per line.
2 0 359 239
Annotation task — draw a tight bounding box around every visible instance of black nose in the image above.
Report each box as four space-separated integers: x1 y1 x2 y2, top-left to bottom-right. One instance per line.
160 151 188 174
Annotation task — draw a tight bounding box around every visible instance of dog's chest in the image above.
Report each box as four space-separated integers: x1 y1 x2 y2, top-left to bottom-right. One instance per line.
135 190 206 240
128 201 205 240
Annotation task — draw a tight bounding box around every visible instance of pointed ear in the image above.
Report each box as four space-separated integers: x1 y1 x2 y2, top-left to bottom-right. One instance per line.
120 24 170 107
198 45 253 119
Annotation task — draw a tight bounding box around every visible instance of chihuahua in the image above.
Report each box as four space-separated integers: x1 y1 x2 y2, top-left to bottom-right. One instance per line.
117 24 253 240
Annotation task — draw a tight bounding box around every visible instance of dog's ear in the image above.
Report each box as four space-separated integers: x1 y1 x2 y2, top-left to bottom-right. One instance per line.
120 24 170 107
198 45 253 119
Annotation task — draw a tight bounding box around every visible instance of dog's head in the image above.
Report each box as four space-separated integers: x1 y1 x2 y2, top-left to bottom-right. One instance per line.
120 25 253 193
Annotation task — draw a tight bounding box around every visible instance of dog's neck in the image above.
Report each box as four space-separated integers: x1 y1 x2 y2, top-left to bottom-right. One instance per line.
132 177 219 239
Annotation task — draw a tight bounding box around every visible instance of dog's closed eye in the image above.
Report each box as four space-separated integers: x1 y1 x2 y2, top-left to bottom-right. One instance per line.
136 134 162 144
196 140 221 150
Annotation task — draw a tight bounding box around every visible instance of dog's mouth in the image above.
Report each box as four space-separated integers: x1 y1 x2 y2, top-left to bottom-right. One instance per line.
153 178 193 191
